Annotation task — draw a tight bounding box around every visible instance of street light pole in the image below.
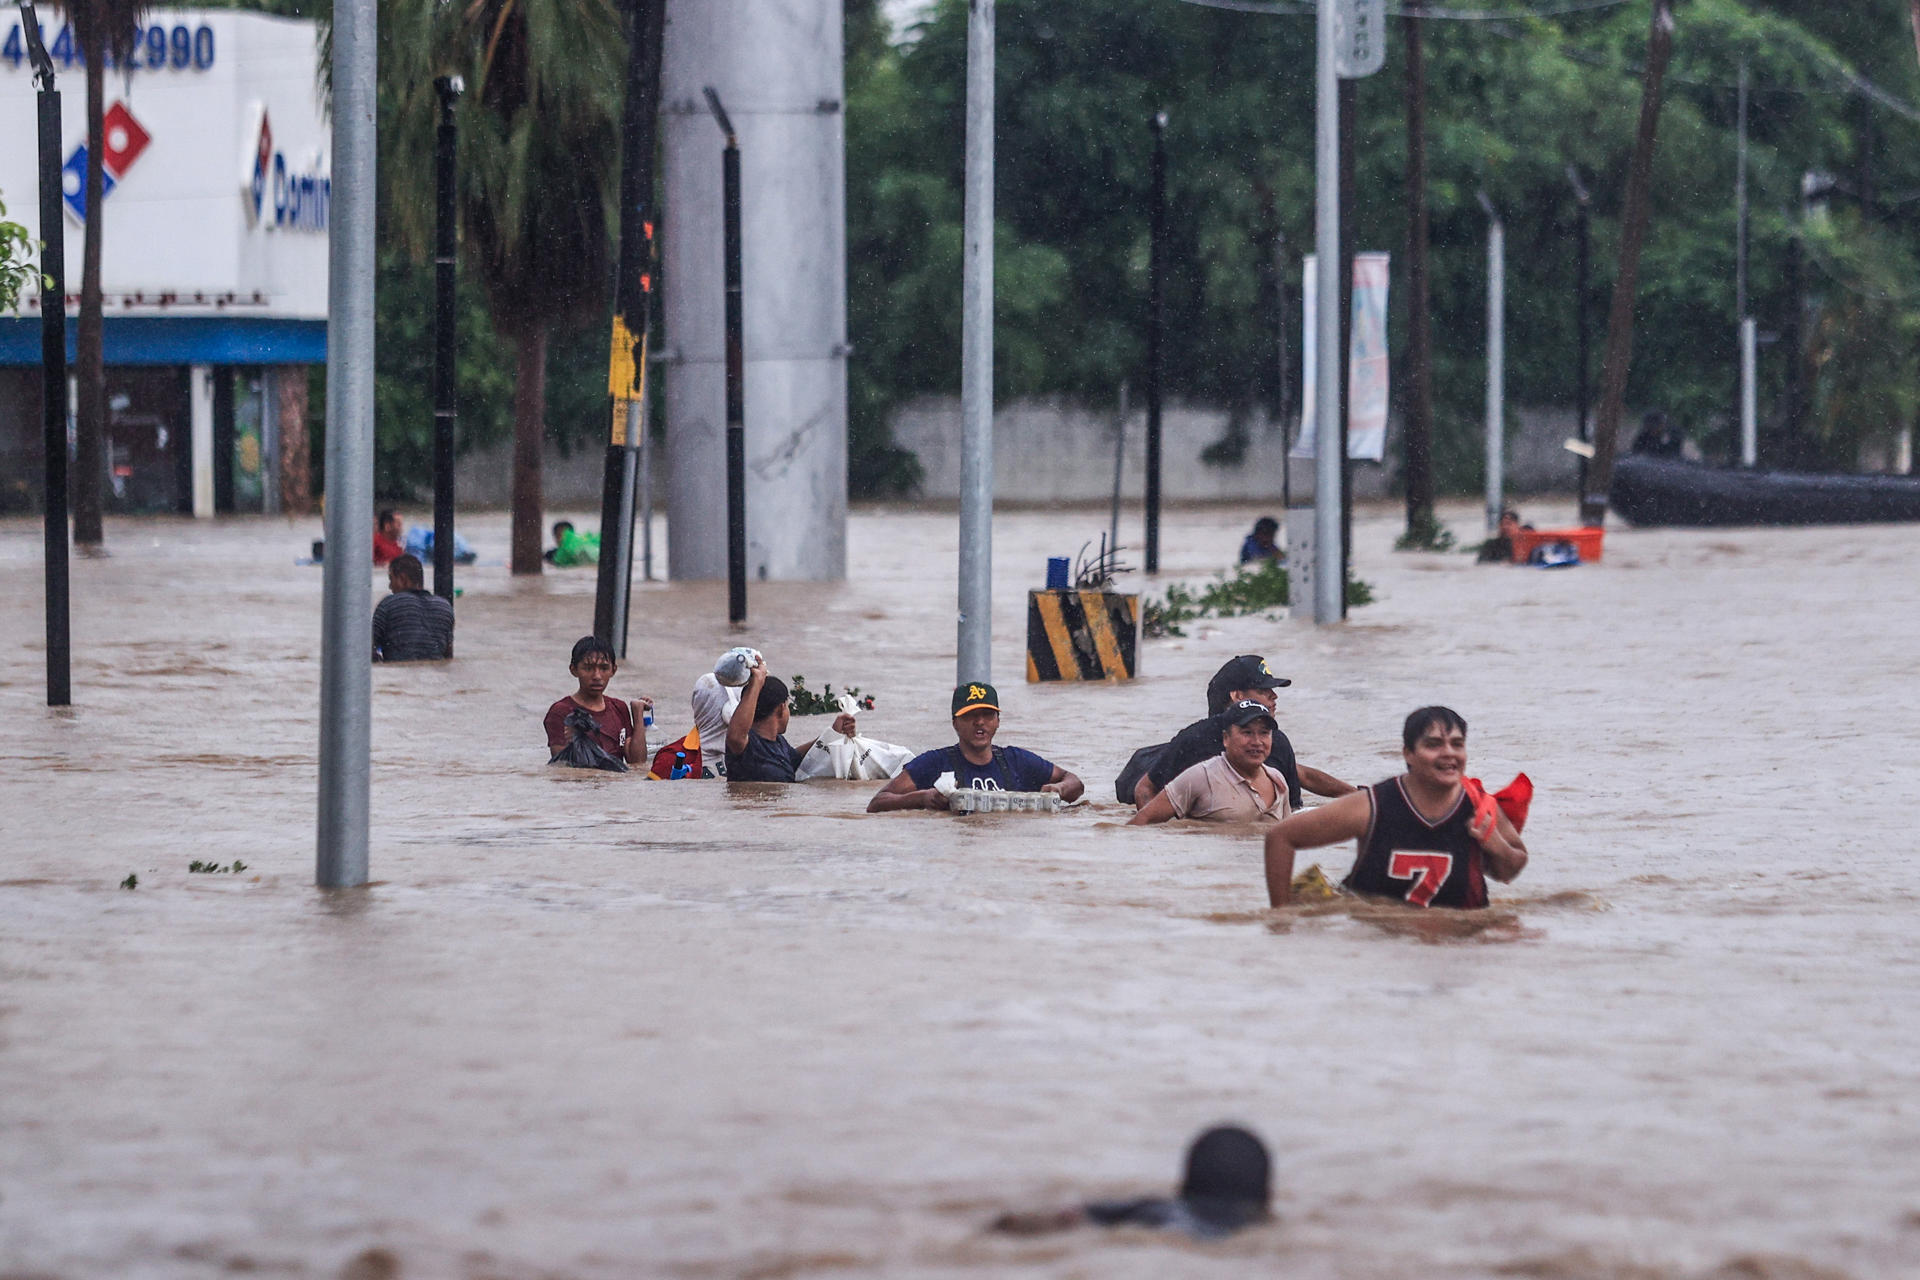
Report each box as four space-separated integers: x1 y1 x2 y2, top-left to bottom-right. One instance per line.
704 87 747 627
957 0 995 682
431 75 462 602
1145 109 1166 576
317 0 377 888
20 0 69 707
1311 0 1342 624
1568 165 1591 509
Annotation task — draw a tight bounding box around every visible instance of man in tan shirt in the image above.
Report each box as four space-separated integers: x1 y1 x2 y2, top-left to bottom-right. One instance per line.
1127 701 1291 826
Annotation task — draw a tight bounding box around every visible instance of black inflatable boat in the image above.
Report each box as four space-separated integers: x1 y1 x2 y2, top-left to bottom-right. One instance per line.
1610 454 1920 527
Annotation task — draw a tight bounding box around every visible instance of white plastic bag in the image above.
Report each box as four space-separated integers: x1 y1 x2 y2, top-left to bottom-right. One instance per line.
794 695 913 781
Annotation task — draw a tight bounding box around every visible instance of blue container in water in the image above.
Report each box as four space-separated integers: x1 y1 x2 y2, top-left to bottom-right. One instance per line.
1046 556 1071 590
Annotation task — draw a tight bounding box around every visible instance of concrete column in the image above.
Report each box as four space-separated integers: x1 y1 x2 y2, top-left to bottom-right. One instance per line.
190 363 215 518
661 0 847 582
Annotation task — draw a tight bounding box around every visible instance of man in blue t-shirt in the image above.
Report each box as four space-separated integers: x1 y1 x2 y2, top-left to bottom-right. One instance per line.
725 654 857 782
867 682 1084 811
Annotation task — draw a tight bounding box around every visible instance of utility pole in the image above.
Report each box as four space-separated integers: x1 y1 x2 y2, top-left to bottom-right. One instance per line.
1478 191 1505 532
1401 2 1435 543
1337 76 1355 616
1583 0 1676 526
431 75 462 601
20 0 68 707
704 87 747 627
1568 165 1591 508
1736 57 1756 468
1311 0 1342 623
317 0 377 888
1144 110 1166 575
594 0 666 650
957 0 995 681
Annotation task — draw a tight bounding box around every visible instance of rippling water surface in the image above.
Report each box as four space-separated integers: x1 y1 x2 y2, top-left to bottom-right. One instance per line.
3 503 1918 1279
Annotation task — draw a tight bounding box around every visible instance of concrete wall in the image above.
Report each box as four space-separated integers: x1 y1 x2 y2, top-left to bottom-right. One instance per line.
454 399 1593 510
889 395 1594 503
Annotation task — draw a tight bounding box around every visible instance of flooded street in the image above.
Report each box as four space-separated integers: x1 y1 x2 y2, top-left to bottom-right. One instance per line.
4 501 1919 1279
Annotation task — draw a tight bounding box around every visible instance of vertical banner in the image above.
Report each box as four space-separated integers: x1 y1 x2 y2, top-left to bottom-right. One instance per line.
1293 252 1391 460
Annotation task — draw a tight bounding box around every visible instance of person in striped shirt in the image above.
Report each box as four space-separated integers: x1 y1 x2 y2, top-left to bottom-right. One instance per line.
371 555 454 662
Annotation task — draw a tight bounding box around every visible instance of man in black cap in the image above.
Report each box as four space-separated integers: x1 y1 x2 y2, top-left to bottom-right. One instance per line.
1127 701 1291 826
1121 654 1352 810
867 682 1084 811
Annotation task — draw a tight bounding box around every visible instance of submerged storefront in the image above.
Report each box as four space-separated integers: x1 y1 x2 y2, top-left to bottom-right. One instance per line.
0 9 327 516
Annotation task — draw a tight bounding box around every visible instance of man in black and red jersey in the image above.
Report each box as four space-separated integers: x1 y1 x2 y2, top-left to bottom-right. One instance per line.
1260 706 1527 908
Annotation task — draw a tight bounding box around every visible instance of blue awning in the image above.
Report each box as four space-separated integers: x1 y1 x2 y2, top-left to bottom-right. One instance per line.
0 316 326 366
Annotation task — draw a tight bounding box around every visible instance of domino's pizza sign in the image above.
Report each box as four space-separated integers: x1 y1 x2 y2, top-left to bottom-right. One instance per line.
240 102 329 234
62 100 151 223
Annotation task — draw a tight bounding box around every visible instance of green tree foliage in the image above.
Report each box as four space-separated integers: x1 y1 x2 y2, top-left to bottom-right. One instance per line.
0 195 34 314
373 0 623 571
846 0 1920 494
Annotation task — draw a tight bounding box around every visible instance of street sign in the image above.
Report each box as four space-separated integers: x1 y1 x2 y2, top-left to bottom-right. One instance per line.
1335 0 1386 79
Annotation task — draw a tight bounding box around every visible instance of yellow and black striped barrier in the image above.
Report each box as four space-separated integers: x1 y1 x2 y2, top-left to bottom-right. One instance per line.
1026 589 1140 682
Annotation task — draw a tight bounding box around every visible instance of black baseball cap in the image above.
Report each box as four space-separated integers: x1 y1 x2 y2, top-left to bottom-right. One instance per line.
1206 655 1290 713
1225 699 1278 731
952 681 999 716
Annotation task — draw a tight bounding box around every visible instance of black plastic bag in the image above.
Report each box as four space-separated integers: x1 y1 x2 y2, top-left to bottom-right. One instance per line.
549 706 629 772
1114 742 1168 805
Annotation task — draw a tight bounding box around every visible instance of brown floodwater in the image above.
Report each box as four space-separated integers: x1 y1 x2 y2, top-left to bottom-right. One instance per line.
3 501 1919 1280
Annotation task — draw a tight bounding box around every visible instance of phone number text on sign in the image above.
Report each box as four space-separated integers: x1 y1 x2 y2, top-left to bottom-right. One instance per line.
4 22 216 73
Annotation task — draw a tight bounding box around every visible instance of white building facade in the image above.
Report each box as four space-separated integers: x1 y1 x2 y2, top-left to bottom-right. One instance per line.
0 10 328 516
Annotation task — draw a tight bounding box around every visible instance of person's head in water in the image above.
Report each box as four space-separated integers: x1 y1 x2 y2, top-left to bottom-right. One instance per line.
1178 1125 1271 1230
570 635 617 700
1402 705 1468 789
1220 701 1276 777
377 508 401 541
387 554 424 593
552 520 574 547
1497 508 1521 539
753 674 791 735
951 682 1001 755
1205 654 1292 716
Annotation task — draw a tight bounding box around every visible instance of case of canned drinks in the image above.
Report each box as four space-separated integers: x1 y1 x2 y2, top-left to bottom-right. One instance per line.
946 790 1062 814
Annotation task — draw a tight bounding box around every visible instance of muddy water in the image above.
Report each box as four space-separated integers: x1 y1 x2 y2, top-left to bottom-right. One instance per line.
3 502 1919 1280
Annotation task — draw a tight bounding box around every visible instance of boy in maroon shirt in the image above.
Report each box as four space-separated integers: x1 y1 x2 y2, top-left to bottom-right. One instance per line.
544 636 653 768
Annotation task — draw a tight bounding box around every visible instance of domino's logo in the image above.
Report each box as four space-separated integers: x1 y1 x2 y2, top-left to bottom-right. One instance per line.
62 101 151 223
245 105 273 225
239 101 329 233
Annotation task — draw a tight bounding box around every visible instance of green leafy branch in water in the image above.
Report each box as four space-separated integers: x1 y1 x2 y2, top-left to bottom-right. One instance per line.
1394 511 1457 552
188 860 249 875
120 874 138 890
787 676 876 717
1142 560 1373 638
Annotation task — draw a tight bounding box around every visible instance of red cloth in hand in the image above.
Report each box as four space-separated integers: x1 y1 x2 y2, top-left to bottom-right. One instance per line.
1463 772 1532 834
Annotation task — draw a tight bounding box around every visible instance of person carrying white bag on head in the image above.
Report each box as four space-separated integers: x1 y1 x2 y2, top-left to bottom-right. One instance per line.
795 694 915 781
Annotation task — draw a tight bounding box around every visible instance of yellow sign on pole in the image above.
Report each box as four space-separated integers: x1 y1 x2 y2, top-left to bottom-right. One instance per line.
607 316 647 446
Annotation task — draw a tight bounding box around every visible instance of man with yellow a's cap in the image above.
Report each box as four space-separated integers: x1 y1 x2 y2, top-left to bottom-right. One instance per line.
866 683 1084 812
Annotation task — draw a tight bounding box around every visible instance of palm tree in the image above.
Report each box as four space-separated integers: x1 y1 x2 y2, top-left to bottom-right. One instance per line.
56 0 148 549
378 0 625 573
